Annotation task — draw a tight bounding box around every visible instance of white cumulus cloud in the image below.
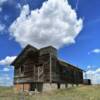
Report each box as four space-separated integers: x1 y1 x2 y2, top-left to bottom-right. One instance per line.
85 67 100 84
0 56 16 65
9 0 83 49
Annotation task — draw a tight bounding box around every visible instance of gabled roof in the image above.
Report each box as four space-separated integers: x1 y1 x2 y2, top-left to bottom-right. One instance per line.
11 45 57 66
58 60 84 72
11 44 84 72
11 44 38 66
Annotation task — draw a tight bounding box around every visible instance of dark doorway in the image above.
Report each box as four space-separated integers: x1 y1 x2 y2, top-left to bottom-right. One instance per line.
57 83 60 89
30 83 35 91
30 83 43 92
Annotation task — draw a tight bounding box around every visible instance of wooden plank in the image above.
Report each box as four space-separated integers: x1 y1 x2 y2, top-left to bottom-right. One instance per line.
50 53 52 83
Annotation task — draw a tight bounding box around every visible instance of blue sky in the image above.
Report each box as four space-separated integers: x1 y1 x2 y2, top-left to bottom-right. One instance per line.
0 0 100 85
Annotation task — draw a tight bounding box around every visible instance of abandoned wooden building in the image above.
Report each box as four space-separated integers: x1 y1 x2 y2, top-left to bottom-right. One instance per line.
11 45 83 92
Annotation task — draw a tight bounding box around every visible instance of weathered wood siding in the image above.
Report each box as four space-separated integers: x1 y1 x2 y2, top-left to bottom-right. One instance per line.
14 45 83 90
58 62 83 84
14 53 51 83
39 54 50 82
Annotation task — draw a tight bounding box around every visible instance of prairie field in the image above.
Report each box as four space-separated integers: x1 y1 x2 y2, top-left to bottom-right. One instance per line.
0 85 100 100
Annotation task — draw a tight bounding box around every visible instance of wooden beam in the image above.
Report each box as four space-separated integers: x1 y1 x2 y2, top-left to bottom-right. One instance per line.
50 53 52 83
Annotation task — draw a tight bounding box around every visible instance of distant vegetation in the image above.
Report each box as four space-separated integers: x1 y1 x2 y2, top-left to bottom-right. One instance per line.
0 85 100 100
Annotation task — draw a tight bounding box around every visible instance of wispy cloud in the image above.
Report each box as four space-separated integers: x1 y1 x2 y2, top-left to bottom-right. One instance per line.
0 24 5 32
16 3 21 9
0 56 16 65
3 67 10 71
0 0 7 5
0 74 13 86
75 0 79 11
85 18 100 27
0 7 2 12
0 66 14 86
87 65 93 69
88 49 100 55
93 18 100 23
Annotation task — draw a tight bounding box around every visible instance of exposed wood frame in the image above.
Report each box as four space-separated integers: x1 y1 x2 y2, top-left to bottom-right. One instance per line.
50 53 52 83
34 65 35 81
38 67 39 82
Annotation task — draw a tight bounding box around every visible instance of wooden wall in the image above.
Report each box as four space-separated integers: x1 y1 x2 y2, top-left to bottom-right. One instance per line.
14 46 83 86
59 64 83 84
14 53 51 83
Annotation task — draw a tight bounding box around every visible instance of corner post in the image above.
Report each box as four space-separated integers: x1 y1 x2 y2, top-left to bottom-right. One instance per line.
50 53 52 83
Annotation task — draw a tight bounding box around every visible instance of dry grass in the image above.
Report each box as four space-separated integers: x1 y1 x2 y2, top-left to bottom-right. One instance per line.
0 85 100 100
